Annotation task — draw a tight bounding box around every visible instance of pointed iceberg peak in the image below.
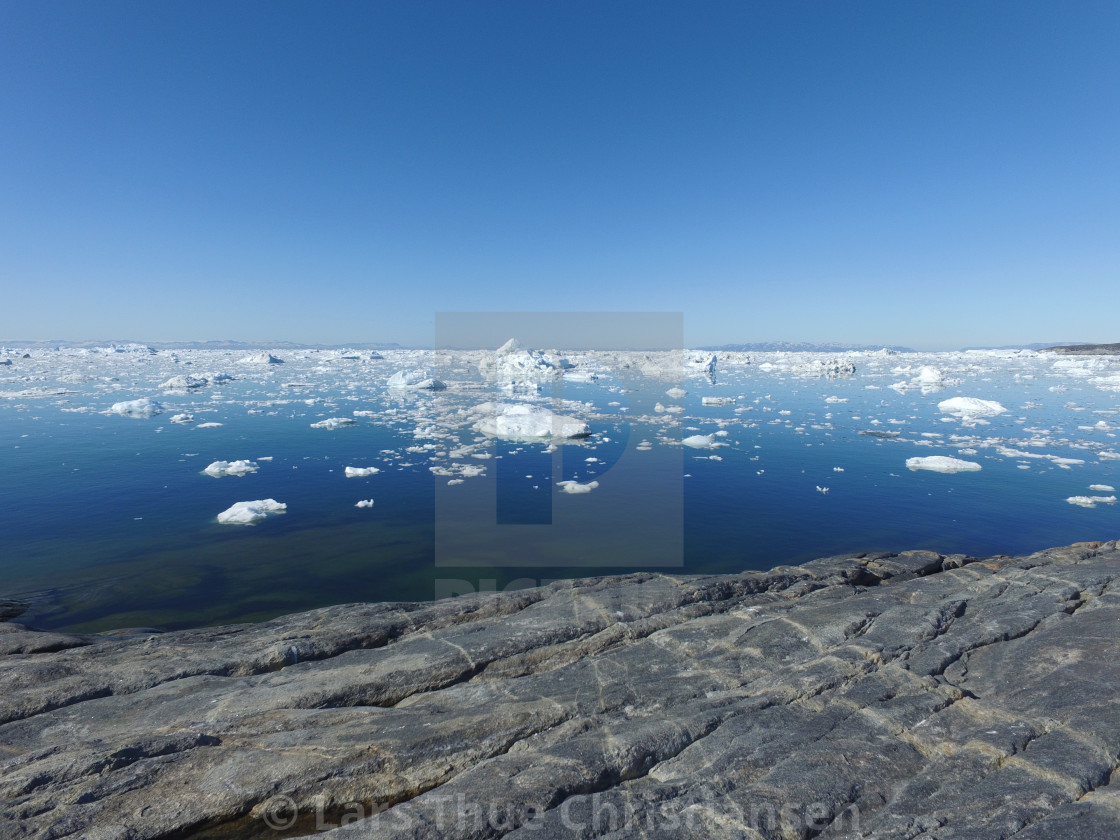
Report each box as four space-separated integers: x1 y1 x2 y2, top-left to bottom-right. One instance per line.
496 338 523 354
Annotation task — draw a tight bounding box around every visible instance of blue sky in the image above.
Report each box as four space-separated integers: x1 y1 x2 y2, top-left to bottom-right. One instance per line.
2 1 1117 349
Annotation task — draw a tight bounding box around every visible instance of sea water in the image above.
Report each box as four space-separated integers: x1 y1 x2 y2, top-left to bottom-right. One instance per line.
1 347 1117 631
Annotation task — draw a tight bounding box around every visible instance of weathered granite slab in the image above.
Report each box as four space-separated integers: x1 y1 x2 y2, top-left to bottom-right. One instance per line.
2 541 1118 839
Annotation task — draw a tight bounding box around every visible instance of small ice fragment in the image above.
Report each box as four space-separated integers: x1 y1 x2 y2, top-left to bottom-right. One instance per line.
665 387 687 399
355 499 375 508
1089 484 1116 492
196 422 223 429
216 499 286 525
170 413 194 424
345 466 380 477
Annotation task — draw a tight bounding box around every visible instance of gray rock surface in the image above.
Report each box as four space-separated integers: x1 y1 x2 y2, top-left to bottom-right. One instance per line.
1045 343 1120 355
3 541 1120 839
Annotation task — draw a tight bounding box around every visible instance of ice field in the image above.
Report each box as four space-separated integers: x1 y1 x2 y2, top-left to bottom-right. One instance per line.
2 342 1118 632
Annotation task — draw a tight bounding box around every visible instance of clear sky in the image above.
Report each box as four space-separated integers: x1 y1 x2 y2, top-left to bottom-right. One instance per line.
2 1 1117 350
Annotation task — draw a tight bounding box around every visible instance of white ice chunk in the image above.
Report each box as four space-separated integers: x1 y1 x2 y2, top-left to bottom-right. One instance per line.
355 499 375 508
702 396 736 406
906 455 982 473
203 460 258 478
216 499 286 525
160 375 208 391
1089 484 1116 492
310 417 357 429
109 397 163 418
196 422 223 429
387 370 447 390
470 402 588 440
345 466 380 477
557 479 600 494
665 387 687 399
1066 495 1117 508
682 434 718 449
239 351 284 365
938 397 1006 419
170 413 194 424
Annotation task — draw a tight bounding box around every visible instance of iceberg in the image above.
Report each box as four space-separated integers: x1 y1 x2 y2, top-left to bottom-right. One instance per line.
686 353 717 374
791 358 856 378
170 413 194 424
108 398 163 418
344 466 380 477
701 396 736 406
239 352 283 365
470 402 589 440
387 370 447 390
159 375 208 391
478 340 572 382
938 397 1006 420
906 456 982 473
216 499 286 525
203 460 259 478
355 499 375 508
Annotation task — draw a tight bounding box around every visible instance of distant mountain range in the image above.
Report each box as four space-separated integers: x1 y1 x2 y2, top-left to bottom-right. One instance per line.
697 341 915 353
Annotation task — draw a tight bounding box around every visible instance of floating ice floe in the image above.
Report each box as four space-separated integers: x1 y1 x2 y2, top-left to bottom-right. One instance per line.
686 353 717 374
386 370 447 390
557 479 599 494
682 434 722 449
470 402 589 440
665 387 687 399
906 456 982 473
196 422 223 429
355 499 375 508
1089 484 1116 492
702 396 736 406
159 375 209 391
344 466 380 477
108 397 163 418
203 460 259 478
1066 495 1117 508
938 397 1006 422
239 352 283 365
791 358 856 378
310 417 357 429
170 413 194 424
216 499 286 525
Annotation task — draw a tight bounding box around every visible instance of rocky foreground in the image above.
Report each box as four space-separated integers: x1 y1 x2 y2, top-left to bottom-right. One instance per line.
3 542 1120 839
